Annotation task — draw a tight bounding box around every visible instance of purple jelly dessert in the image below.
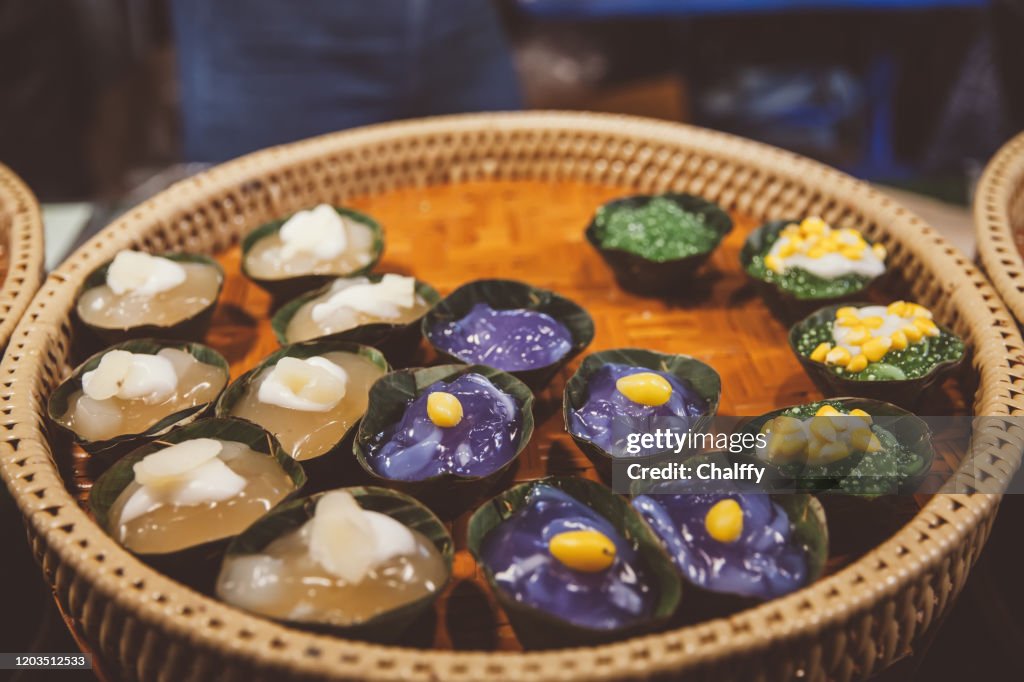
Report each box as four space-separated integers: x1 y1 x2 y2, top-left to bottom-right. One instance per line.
569 363 709 457
427 303 573 372
480 485 658 630
365 373 522 481
632 492 809 599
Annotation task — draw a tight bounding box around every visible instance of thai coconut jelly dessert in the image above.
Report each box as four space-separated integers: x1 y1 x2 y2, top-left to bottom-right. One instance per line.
245 204 377 280
55 348 226 442
428 303 573 371
77 250 221 329
755 403 925 494
227 353 385 460
216 491 447 626
106 438 295 554
479 485 658 630
569 364 709 457
284 274 430 342
632 492 809 599
751 217 886 298
798 301 964 380
364 373 522 481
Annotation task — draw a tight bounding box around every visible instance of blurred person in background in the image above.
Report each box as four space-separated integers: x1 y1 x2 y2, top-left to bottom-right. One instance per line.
169 0 522 163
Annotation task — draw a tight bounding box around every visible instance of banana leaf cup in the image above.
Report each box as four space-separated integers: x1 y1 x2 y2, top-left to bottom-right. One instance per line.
585 193 732 296
240 206 384 301
89 417 306 592
422 279 595 391
271 274 440 367
215 339 390 491
467 476 682 649
740 219 888 323
216 486 452 643
789 303 965 409
46 338 229 468
740 399 934 557
353 364 534 518
630 451 828 621
563 348 722 481
75 253 224 345
740 398 935 497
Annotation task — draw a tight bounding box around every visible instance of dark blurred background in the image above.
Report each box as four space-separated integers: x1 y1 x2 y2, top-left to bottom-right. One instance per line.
1 1 1023 680
1 0 1021 204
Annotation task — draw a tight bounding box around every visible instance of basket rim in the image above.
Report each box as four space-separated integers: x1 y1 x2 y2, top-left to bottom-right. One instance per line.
975 130 1024 323
2 111 1022 681
0 162 45 352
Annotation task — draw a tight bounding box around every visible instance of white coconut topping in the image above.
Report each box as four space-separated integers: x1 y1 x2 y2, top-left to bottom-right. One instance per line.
831 304 934 355
311 274 417 326
307 491 417 584
257 356 348 412
120 438 247 524
82 349 179 404
106 250 187 297
765 218 885 280
279 204 349 261
133 437 222 486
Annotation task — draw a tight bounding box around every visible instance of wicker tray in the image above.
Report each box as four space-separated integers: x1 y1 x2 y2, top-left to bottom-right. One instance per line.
2 112 1023 682
0 163 44 353
976 130 1024 325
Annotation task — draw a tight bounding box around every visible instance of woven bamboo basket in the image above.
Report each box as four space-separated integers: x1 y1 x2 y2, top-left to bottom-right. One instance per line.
2 112 1023 682
0 163 45 353
976 130 1024 325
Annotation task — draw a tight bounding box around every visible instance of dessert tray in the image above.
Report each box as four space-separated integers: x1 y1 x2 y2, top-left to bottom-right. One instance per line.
2 112 1024 682
975 130 1024 325
0 162 44 352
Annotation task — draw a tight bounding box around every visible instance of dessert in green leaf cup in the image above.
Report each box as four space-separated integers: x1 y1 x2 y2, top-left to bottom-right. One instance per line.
741 217 888 321
241 204 384 300
354 363 534 518
216 486 452 642
271 272 440 366
90 417 305 591
789 301 964 409
467 476 682 649
216 339 389 490
76 251 224 343
563 348 721 480
585 193 732 295
423 278 594 391
47 338 229 467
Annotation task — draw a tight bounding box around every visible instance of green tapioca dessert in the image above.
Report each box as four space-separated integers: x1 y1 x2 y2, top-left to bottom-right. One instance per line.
585 193 732 295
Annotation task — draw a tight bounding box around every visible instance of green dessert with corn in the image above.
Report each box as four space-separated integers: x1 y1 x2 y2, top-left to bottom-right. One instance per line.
795 301 963 381
751 400 933 495
745 217 886 300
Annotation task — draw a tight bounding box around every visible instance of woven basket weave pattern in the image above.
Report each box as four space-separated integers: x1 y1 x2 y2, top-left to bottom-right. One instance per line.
976 130 1024 325
0 163 44 352
2 113 1023 681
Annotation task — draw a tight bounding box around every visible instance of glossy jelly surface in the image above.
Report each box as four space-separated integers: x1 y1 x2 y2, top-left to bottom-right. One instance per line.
366 373 522 481
632 492 808 599
428 303 572 371
480 485 657 630
569 363 709 457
